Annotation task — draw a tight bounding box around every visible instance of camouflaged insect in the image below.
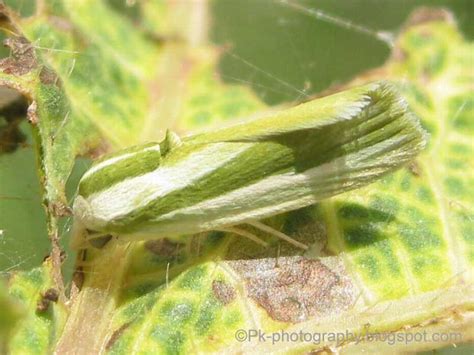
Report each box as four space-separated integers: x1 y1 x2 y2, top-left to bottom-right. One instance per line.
72 81 427 249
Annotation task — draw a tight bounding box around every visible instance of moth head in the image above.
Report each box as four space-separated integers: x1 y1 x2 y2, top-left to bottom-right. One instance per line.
71 196 113 250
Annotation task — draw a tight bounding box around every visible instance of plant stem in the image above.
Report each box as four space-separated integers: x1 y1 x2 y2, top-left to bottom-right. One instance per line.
55 242 131 354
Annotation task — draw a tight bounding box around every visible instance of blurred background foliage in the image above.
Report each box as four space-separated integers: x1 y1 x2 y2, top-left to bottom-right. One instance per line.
0 0 472 274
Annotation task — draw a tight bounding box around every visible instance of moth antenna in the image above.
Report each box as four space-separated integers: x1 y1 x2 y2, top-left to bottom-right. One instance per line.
218 227 269 248
247 221 308 250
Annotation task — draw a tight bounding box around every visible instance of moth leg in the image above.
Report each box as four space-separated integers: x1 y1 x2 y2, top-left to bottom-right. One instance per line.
88 234 113 249
247 221 308 250
217 227 269 248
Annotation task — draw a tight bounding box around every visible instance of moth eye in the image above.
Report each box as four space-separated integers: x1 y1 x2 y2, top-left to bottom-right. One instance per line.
88 233 113 249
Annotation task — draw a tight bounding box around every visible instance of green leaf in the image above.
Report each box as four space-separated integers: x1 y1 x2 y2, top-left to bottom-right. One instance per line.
326 10 474 301
0 0 263 211
0 0 263 299
1 3 473 354
0 278 23 353
5 259 66 354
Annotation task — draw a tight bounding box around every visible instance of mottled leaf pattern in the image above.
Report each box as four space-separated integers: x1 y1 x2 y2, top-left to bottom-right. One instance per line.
335 12 474 299
0 0 263 215
0 279 23 353
5 259 66 354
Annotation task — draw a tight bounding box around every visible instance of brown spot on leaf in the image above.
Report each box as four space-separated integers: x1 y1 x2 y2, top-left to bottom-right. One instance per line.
228 257 355 323
145 238 184 257
0 37 37 76
212 280 236 305
43 288 59 302
105 322 132 350
36 298 50 313
39 66 61 87
36 288 59 313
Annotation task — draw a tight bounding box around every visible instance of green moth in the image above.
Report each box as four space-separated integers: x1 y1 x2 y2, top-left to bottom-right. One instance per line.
72 81 427 250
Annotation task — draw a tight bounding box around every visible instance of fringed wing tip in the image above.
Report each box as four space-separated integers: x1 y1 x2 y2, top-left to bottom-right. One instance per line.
367 79 428 151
